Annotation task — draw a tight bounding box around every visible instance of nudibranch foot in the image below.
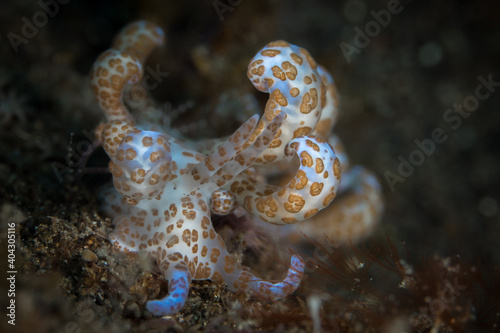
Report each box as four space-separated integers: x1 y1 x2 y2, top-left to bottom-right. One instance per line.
241 254 305 301
220 254 305 301
146 264 191 316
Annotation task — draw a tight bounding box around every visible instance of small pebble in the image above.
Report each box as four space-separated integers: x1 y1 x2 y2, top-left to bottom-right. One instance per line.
81 249 98 263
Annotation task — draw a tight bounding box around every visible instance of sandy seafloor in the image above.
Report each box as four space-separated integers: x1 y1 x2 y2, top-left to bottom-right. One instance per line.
1 0 499 332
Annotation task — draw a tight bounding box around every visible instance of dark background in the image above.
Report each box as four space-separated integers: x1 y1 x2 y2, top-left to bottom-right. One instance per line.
1 0 499 332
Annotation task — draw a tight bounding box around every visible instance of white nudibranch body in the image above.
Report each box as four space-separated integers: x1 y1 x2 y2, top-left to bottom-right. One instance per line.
89 22 383 317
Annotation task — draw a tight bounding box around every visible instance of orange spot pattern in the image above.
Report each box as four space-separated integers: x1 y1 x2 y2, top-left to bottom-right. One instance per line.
91 22 383 317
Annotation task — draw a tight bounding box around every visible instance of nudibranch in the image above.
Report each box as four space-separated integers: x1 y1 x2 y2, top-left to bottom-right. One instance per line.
89 21 353 316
